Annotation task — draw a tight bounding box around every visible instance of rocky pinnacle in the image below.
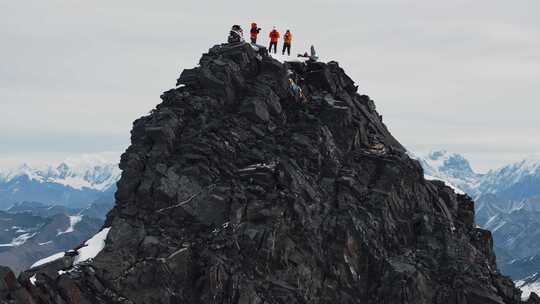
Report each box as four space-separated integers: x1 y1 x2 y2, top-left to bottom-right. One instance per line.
0 43 536 304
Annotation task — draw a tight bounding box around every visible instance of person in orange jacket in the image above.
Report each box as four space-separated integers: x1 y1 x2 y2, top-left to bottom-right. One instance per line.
282 30 292 56
250 23 261 44
268 27 280 54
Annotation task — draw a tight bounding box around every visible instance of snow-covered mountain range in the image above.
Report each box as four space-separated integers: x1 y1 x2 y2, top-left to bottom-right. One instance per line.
0 153 121 209
415 150 540 300
476 155 540 200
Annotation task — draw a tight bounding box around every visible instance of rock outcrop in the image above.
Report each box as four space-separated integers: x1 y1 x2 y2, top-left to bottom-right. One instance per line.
0 43 526 303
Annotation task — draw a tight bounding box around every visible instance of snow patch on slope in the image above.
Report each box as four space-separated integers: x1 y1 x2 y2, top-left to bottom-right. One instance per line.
29 274 37 286
30 251 65 268
30 227 111 269
424 174 466 195
0 232 37 247
516 276 540 300
57 215 83 235
73 227 110 265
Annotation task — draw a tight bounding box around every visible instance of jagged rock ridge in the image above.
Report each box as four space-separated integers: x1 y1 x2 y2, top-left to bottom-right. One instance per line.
0 43 534 303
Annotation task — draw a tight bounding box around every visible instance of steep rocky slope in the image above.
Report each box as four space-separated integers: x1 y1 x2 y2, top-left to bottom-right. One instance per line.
0 43 533 303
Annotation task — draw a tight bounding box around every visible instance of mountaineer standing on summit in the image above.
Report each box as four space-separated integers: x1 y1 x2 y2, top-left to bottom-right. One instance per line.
227 25 244 43
250 23 261 44
268 27 280 54
282 30 292 56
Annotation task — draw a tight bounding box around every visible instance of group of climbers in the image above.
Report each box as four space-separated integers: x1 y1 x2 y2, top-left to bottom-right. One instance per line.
226 23 310 104
230 23 294 56
267 27 292 56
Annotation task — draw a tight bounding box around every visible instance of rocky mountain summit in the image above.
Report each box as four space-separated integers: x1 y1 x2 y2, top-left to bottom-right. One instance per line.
0 43 535 303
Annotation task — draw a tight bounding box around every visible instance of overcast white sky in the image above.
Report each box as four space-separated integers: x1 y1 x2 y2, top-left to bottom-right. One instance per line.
1 0 539 172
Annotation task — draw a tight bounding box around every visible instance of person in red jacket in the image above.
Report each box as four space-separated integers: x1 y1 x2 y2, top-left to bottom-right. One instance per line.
250 23 261 44
268 27 280 54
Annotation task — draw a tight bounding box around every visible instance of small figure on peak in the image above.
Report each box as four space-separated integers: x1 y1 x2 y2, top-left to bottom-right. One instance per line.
228 25 244 43
282 30 292 56
250 23 261 44
298 45 319 62
268 27 280 54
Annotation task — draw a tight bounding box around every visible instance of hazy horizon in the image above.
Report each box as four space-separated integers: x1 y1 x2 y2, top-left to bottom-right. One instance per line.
2 149 540 175
2 0 539 172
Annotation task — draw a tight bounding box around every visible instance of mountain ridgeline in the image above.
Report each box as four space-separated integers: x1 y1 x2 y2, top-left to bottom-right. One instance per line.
0 43 533 303
0 156 120 209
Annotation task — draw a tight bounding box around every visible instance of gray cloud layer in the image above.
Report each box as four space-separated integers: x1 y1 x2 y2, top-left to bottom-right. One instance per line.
1 0 539 171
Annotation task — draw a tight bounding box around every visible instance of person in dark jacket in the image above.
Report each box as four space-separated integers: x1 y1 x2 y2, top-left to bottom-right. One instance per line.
250 23 261 44
227 25 244 43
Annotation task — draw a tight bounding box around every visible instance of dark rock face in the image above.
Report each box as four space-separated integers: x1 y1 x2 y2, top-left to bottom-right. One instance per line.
527 293 540 304
0 43 525 303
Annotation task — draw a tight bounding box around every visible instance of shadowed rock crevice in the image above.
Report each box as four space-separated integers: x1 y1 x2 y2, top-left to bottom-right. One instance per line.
0 43 533 303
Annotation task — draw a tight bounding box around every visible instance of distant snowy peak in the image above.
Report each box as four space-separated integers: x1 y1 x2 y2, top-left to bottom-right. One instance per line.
516 273 540 300
422 150 478 179
415 151 540 200
477 155 540 199
488 155 540 183
414 150 480 194
0 153 121 191
49 161 120 191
